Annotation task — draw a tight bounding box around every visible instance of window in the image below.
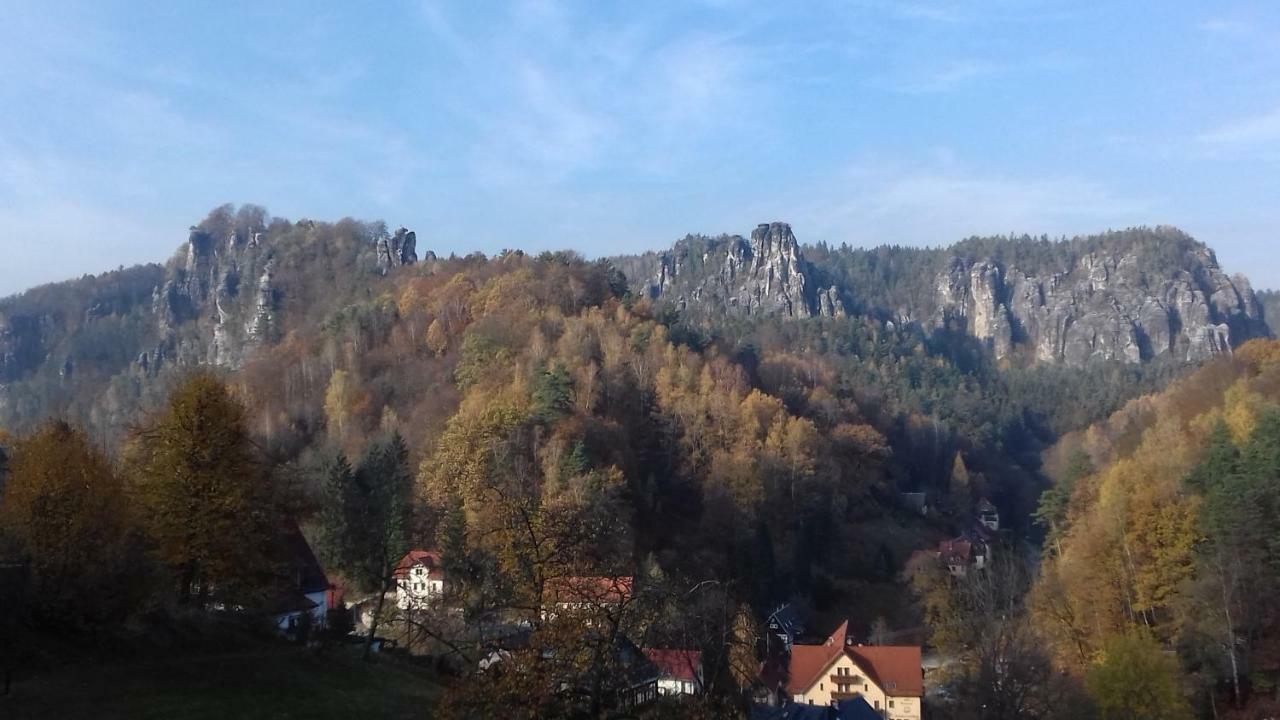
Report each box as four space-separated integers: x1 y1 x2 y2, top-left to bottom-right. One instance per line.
889 700 895 708
820 683 824 691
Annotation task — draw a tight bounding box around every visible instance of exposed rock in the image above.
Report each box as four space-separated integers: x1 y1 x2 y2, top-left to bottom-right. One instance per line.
641 222 826 319
934 243 1263 366
818 287 847 318
246 259 276 345
377 227 418 274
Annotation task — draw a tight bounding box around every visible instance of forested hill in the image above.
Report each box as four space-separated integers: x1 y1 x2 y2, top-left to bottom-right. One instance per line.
616 223 1268 367
1031 340 1280 713
0 206 1257 528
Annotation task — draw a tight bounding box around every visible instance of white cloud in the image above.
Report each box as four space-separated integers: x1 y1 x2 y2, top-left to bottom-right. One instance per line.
787 159 1158 247
1198 105 1280 146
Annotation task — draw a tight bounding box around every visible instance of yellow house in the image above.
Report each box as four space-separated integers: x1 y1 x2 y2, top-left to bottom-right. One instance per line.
787 620 923 720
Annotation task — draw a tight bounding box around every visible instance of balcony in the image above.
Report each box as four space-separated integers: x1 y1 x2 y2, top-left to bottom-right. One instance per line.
830 674 864 684
830 691 863 701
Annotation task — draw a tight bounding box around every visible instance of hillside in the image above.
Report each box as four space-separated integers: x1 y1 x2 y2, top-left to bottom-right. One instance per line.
1031 339 1280 715
616 223 1268 367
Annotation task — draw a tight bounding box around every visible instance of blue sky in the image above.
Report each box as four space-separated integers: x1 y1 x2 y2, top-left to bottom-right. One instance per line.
2 1 1279 296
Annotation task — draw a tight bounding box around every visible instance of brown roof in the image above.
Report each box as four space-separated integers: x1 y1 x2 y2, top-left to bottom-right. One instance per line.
785 620 847 694
393 550 444 580
847 645 923 697
547 575 634 605
938 538 972 565
787 621 922 698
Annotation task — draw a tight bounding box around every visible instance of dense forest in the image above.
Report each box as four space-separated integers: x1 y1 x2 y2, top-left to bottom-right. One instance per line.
1032 340 1280 718
1 205 1276 717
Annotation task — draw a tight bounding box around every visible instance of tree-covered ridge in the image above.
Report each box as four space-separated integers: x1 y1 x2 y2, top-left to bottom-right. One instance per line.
1260 290 1280 337
808 225 1215 319
1032 339 1280 716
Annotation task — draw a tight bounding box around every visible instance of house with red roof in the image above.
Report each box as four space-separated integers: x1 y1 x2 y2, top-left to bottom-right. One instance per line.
541 575 635 626
393 549 446 610
787 620 922 720
643 648 702 696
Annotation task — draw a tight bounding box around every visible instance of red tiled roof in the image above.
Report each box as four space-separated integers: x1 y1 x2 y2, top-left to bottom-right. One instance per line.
547 576 634 604
643 648 702 683
392 550 444 580
847 645 923 697
787 621 922 698
785 620 847 694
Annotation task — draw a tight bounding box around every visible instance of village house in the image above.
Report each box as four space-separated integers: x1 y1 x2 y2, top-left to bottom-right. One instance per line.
787 620 923 720
900 492 929 516
643 648 702 695
393 549 446 610
271 525 333 635
543 575 634 622
767 603 805 654
976 497 1000 532
909 534 992 578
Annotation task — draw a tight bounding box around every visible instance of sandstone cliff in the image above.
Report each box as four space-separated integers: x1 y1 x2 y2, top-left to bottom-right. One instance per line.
931 234 1264 365
625 224 1266 367
633 222 846 319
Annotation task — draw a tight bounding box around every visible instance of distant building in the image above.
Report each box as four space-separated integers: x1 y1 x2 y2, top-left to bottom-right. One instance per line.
643 648 702 695
393 550 446 610
901 492 929 516
767 603 805 653
543 575 634 622
271 525 332 635
787 620 923 720
909 535 991 578
976 497 1000 531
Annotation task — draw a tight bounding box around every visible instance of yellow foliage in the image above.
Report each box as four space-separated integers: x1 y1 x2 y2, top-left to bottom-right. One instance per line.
1222 380 1267 445
1237 338 1280 374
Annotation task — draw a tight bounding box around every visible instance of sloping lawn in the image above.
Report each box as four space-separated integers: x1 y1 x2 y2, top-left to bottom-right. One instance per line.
1 646 442 720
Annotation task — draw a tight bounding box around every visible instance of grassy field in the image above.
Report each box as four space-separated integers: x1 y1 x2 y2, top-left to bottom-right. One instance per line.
1 645 443 720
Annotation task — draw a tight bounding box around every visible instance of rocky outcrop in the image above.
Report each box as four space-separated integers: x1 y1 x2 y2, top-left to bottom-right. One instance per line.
934 244 1263 365
377 227 418 274
246 260 276 345
0 312 44 383
640 222 844 319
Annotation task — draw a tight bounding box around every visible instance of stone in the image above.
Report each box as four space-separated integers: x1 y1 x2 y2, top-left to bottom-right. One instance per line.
377 227 418 274
641 222 828 319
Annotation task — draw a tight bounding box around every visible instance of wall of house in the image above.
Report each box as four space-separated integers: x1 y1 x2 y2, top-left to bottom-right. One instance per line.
792 654 920 720
657 678 696 695
396 565 445 609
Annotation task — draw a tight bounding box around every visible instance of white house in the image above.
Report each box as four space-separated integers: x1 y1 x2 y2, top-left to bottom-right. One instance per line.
393 550 446 610
643 648 702 695
787 620 923 720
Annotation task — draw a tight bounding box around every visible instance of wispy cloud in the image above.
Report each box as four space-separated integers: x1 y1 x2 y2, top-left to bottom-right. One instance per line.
788 158 1157 247
1198 106 1280 146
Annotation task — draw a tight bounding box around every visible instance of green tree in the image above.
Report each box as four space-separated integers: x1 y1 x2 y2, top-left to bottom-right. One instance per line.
324 432 413 658
530 361 574 426
129 372 277 606
1086 633 1191 720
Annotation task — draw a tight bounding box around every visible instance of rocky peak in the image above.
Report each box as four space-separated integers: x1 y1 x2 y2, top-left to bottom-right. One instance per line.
933 237 1264 365
638 222 845 319
377 227 418 274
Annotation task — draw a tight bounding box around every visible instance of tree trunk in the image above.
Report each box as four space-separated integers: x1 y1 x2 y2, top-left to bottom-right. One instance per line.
1217 552 1241 707
364 576 389 661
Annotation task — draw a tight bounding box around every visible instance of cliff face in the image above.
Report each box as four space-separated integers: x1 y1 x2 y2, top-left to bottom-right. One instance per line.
638 222 846 319
626 223 1266 367
934 244 1262 366
0 209 422 436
